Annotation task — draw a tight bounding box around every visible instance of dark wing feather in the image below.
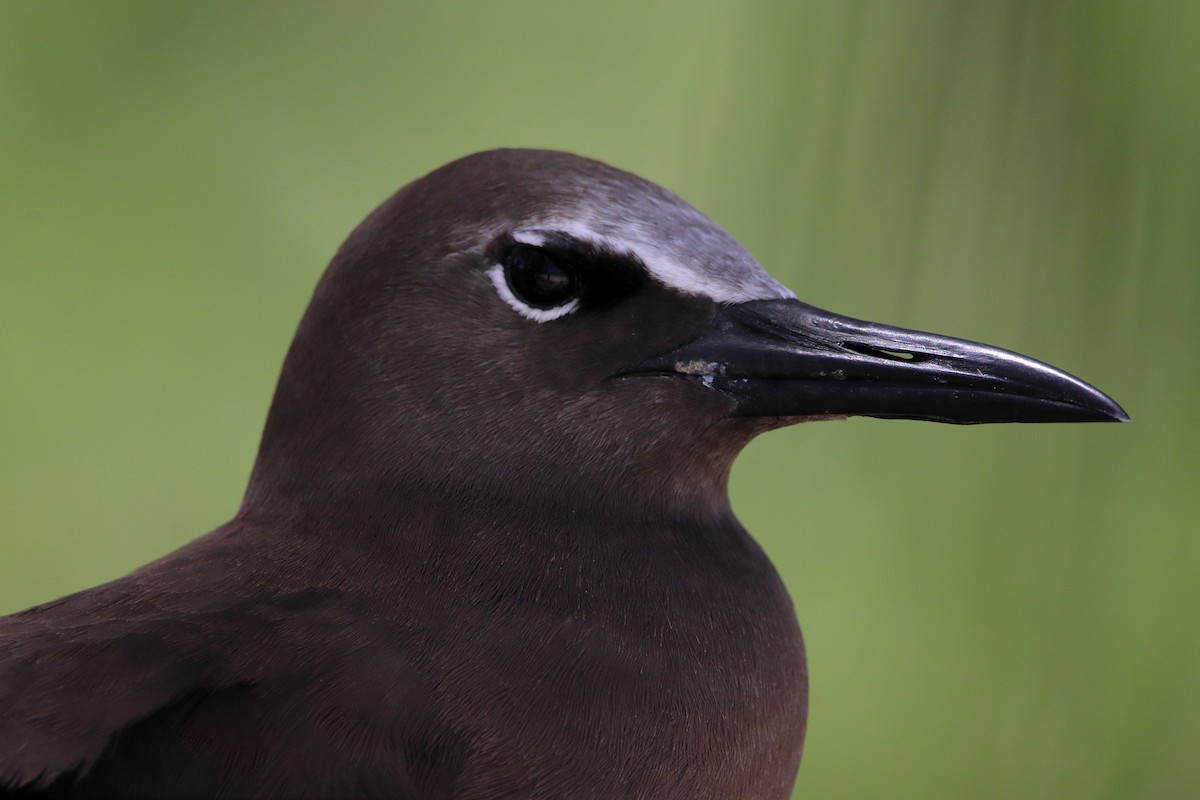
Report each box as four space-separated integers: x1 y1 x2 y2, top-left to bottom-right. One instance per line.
0 589 215 791
0 576 455 798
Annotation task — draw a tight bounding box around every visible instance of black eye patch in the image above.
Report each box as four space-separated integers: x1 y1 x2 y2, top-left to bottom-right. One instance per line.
488 231 650 310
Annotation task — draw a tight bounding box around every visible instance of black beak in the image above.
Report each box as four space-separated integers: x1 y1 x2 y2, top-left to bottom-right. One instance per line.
634 299 1129 424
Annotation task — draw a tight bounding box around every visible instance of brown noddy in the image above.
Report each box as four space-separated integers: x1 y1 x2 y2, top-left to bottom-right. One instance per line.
0 149 1127 799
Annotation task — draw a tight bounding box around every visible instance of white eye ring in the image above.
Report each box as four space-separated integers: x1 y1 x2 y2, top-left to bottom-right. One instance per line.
486 263 581 323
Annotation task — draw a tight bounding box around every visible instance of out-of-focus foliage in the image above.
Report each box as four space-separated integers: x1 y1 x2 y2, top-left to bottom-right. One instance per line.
1 2 1195 797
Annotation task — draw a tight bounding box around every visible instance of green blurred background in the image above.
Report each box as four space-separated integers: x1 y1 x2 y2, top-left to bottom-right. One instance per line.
1 2 1195 797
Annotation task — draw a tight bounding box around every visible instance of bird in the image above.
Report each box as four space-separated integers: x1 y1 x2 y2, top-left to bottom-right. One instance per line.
0 148 1127 799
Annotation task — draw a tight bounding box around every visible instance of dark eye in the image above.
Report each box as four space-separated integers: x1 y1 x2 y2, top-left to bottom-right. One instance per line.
504 246 581 309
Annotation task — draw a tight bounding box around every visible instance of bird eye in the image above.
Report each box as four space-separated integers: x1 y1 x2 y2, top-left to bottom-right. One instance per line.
503 246 580 310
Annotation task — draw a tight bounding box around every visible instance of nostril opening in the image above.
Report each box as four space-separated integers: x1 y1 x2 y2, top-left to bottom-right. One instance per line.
843 342 922 362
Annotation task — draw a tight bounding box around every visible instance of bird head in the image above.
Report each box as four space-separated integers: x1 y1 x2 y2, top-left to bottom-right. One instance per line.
243 149 1126 519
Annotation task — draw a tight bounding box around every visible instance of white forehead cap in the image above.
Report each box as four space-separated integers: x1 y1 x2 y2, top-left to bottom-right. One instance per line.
512 204 794 305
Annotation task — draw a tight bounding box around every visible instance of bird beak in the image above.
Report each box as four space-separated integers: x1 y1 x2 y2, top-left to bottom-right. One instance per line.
631 299 1129 424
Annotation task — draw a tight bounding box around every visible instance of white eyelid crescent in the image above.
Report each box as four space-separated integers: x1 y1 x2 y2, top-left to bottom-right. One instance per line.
487 263 581 323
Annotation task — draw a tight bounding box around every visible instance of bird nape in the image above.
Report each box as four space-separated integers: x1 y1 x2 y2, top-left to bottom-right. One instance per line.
0 149 1127 799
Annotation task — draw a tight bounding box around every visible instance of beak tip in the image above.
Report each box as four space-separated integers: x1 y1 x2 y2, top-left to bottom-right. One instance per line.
1106 404 1132 424
1076 385 1129 423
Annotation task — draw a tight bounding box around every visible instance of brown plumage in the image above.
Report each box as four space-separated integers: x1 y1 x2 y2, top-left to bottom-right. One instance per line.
0 149 1125 799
